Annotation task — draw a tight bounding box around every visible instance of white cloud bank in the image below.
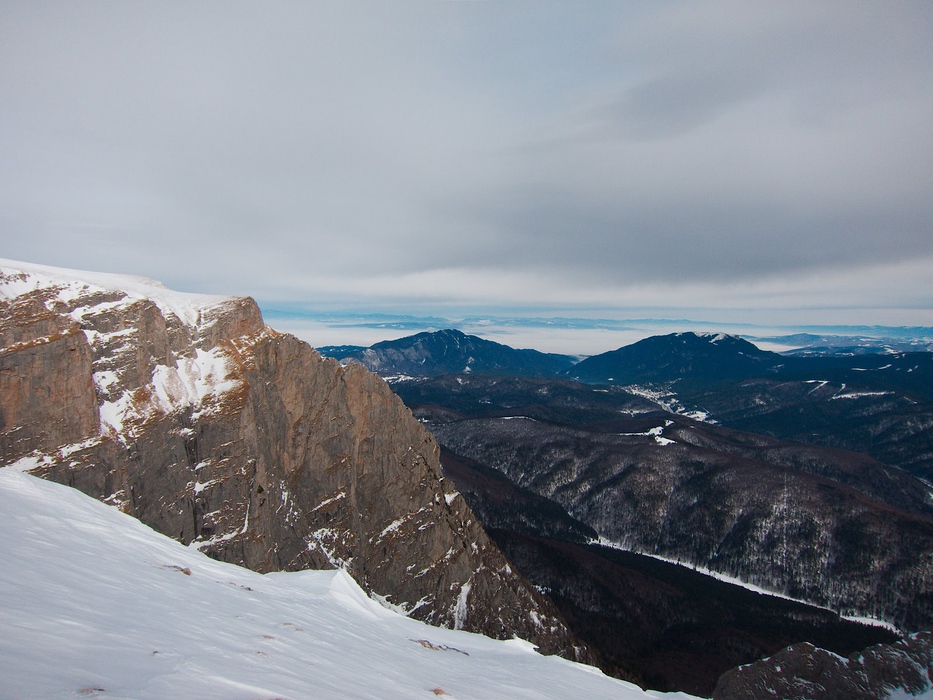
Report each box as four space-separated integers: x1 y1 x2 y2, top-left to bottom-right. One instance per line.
1 1 931 327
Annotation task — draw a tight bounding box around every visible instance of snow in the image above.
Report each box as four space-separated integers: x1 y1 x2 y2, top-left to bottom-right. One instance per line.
0 469 690 700
618 425 677 446
830 391 892 401
93 370 120 392
622 385 715 423
154 349 238 406
596 537 900 628
0 258 236 328
805 379 830 395
383 374 419 383
310 490 347 512
378 515 410 539
453 580 473 630
841 615 901 634
646 424 676 446
617 542 793 598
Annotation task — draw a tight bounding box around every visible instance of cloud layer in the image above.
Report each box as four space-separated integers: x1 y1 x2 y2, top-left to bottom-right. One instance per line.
2 1 931 325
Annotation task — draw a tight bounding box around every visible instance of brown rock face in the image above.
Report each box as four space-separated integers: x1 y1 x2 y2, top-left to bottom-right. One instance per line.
0 286 100 456
713 632 933 700
0 261 584 659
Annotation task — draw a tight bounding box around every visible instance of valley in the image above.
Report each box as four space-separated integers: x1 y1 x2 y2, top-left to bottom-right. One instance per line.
4 258 932 698
323 327 933 695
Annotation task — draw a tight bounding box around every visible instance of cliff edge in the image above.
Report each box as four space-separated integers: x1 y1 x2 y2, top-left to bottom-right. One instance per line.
0 259 584 658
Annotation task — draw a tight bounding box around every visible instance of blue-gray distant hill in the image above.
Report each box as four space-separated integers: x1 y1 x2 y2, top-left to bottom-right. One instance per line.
568 332 784 384
568 331 933 399
564 331 933 481
753 331 933 357
316 329 578 378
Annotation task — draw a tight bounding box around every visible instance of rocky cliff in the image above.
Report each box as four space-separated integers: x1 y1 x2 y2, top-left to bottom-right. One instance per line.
713 632 933 700
0 260 583 658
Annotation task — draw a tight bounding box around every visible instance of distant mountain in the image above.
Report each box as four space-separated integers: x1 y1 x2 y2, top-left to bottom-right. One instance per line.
568 332 784 384
313 343 366 356
756 332 933 356
568 332 933 401
319 328 578 378
557 331 933 480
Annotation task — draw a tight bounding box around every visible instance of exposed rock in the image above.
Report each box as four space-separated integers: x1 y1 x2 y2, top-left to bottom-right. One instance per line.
713 631 933 700
0 260 585 659
0 284 100 455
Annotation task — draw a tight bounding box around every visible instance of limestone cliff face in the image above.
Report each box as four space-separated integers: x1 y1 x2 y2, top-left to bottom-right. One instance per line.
0 291 99 455
0 260 583 657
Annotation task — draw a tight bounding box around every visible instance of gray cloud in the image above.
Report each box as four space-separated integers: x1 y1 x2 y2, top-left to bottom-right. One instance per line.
1 1 931 324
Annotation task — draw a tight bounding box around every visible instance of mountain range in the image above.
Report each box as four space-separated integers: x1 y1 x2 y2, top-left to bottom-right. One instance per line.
326 329 933 481
327 326 933 695
317 328 577 378
5 261 933 698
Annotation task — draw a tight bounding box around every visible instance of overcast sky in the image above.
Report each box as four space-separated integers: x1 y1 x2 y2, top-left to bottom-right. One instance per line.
2 1 932 332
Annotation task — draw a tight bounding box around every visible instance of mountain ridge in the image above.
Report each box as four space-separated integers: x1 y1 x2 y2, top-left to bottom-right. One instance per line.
568 332 786 384
318 328 578 378
566 330 933 402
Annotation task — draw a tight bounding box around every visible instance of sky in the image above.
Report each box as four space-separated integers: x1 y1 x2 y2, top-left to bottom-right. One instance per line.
2 1 933 352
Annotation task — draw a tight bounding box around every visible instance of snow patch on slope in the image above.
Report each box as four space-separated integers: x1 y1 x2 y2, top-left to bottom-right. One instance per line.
596 537 900 634
2 259 250 441
623 385 714 423
0 469 689 700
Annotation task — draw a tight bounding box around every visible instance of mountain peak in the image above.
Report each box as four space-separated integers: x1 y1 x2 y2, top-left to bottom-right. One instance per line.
322 329 577 378
569 331 781 384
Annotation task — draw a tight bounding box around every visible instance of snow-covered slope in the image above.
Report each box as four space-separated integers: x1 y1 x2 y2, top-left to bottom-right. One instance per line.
0 469 692 700
0 257 236 326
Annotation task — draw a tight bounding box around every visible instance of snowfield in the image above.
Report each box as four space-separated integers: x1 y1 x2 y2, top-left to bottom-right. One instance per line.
0 257 236 327
0 469 696 700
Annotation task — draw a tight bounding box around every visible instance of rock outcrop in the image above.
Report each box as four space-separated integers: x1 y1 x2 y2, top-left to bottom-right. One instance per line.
713 631 933 700
0 259 584 658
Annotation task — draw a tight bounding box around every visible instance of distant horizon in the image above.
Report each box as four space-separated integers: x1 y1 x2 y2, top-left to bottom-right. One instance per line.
260 306 933 357
3 254 929 357
3 3 931 337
